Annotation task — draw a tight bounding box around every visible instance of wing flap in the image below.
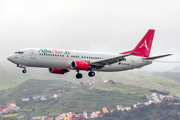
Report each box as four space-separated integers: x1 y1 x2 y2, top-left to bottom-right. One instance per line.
90 52 139 68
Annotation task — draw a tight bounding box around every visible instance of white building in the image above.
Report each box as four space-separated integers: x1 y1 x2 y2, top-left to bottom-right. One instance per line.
53 94 57 98
22 98 30 101
9 103 16 106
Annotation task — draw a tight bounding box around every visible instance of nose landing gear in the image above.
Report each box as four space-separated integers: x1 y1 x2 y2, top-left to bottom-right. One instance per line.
17 64 27 73
22 68 27 73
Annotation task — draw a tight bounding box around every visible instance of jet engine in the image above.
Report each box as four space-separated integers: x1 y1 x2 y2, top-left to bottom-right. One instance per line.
49 68 68 74
71 61 89 70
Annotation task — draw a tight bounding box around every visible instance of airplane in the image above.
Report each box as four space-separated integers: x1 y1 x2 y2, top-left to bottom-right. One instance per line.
7 29 172 79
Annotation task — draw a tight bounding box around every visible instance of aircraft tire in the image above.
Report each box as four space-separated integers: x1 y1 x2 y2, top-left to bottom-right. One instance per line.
22 70 27 73
76 73 82 79
88 71 95 77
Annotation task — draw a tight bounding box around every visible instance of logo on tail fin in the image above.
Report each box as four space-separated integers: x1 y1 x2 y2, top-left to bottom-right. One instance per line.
140 40 149 51
120 29 154 58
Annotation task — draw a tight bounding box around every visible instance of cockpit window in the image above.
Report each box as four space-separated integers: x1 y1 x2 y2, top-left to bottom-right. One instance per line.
14 51 24 54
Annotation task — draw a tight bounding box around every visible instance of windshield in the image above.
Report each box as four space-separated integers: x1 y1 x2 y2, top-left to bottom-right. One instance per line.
14 51 24 54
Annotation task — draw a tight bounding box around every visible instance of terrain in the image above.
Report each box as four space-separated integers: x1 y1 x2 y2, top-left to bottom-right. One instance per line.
134 66 180 83
103 102 180 120
0 79 152 118
1 59 180 96
1 59 180 119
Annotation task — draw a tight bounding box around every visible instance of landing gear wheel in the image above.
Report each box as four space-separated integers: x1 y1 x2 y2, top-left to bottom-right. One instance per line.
22 69 27 73
76 73 82 79
88 71 95 77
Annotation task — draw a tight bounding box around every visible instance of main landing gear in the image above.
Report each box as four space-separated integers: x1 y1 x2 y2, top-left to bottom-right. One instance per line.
76 70 95 79
76 70 82 79
88 71 95 77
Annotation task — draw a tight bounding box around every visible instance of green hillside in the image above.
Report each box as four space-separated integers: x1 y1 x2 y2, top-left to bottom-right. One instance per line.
1 59 180 96
111 72 180 96
42 83 151 116
0 79 152 117
82 71 180 96
0 60 66 89
0 79 74 104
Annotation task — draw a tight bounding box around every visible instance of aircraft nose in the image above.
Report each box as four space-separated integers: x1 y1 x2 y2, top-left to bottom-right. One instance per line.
7 54 14 62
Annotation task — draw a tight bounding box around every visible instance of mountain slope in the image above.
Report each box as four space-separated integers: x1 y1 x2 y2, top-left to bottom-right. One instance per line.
0 79 152 116
95 71 180 95
42 83 151 116
0 79 74 104
1 59 180 95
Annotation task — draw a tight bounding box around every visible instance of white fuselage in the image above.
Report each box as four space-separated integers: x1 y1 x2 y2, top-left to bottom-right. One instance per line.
7 48 152 72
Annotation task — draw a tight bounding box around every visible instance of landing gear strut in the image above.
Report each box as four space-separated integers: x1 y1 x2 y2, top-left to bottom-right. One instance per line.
88 71 95 77
75 70 95 79
17 64 27 73
76 70 82 79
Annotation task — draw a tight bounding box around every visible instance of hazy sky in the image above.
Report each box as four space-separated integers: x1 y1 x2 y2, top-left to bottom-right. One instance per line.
1 0 180 71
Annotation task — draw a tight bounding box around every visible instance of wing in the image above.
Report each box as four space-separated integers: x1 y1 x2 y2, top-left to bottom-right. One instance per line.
89 52 139 69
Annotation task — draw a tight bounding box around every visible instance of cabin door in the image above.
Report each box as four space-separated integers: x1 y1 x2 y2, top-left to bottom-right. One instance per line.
131 57 135 67
30 49 36 59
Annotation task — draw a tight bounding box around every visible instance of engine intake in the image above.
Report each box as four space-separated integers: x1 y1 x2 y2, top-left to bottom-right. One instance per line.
49 68 68 74
71 61 89 70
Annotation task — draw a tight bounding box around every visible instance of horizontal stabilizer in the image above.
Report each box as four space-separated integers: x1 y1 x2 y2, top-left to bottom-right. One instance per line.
144 54 173 60
153 60 180 63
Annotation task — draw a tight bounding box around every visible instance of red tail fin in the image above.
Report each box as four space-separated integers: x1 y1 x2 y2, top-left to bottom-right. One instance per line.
121 29 155 58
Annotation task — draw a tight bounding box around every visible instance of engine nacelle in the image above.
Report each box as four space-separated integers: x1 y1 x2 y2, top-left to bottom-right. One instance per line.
49 68 68 74
71 61 89 70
